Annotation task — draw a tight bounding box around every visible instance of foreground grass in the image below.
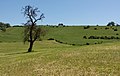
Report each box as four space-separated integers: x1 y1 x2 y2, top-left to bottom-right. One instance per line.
0 40 120 76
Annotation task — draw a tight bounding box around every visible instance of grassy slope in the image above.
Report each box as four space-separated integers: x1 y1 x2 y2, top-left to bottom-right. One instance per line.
0 26 120 75
0 41 120 76
0 27 24 42
0 26 120 45
45 26 120 45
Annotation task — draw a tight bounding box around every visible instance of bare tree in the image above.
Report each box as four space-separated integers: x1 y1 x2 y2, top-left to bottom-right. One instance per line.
22 5 45 52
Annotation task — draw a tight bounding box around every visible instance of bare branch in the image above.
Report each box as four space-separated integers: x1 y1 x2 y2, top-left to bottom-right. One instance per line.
22 5 45 52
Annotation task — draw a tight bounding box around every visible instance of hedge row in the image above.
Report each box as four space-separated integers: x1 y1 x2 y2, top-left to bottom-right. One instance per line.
47 38 103 46
83 36 120 39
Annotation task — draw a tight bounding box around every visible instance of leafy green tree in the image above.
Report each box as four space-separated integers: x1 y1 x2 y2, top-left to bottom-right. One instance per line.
107 21 115 26
0 22 10 32
22 5 45 52
5 23 11 28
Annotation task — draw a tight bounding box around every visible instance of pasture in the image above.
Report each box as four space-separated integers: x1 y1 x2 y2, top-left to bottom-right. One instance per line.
0 41 120 76
0 26 120 76
44 26 120 45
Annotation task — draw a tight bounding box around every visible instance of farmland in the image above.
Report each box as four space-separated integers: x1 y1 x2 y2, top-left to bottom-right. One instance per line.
0 26 120 76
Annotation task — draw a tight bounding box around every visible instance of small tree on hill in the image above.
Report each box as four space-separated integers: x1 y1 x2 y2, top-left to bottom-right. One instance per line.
107 21 115 26
22 5 45 52
0 22 10 32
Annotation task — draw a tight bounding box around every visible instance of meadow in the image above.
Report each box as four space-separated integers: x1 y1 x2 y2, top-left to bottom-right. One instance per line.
44 26 120 45
0 26 120 76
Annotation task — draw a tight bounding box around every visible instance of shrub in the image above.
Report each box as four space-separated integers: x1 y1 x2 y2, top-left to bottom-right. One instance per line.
48 38 54 40
58 23 63 26
55 40 63 43
84 25 90 29
83 36 87 39
86 43 89 45
87 36 120 40
88 36 94 39
72 44 75 46
111 36 115 39
0 26 6 32
116 37 120 39
94 28 97 30
114 29 117 31
100 36 104 39
105 27 109 30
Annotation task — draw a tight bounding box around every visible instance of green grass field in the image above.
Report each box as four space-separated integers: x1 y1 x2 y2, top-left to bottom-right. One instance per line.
0 26 120 45
44 26 120 45
0 41 120 76
0 27 24 42
0 26 120 76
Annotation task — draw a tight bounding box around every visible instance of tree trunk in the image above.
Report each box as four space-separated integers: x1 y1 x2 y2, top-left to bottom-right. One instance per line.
28 41 34 52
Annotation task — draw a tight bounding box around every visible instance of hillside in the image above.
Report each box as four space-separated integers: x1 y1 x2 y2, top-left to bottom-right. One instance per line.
0 26 120 75
0 27 24 42
0 26 120 45
45 26 120 45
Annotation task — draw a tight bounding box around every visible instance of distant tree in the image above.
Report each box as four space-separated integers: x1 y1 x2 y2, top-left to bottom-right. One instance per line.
0 22 10 32
58 23 63 26
22 5 45 52
58 23 65 27
96 25 99 26
4 23 11 28
84 25 90 29
107 21 115 26
0 25 6 32
116 24 120 26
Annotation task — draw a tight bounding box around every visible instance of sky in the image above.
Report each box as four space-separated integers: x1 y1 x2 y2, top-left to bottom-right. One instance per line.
0 0 120 25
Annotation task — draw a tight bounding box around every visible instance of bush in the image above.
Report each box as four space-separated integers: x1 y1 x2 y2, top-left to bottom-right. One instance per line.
55 40 63 43
88 36 94 39
83 36 87 39
88 36 99 39
114 29 117 31
105 27 109 30
84 25 90 29
86 43 89 45
48 38 54 40
87 36 119 40
72 44 75 46
100 36 105 39
116 37 120 39
95 43 97 44
0 27 6 32
94 28 97 30
111 36 115 39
